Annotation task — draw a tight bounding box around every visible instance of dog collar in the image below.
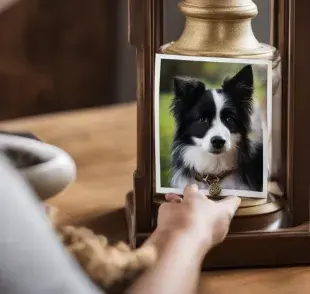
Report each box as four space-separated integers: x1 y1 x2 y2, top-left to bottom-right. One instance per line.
194 170 233 197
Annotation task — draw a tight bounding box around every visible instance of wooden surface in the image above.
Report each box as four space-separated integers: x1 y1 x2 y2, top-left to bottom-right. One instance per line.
0 0 118 120
0 102 309 294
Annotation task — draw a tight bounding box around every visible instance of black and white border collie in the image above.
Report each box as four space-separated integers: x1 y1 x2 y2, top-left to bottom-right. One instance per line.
170 65 264 193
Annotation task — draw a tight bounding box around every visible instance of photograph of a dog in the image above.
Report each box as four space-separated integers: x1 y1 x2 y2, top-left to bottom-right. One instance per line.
154 54 271 199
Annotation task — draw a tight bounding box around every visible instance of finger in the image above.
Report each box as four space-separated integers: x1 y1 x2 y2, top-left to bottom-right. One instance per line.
217 196 241 217
183 184 198 202
183 184 207 204
165 193 182 202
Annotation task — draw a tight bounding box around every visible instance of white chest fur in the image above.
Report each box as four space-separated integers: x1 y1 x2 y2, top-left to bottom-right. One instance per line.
182 145 237 175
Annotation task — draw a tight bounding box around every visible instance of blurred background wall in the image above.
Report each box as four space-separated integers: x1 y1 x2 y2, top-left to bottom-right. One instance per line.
0 0 270 120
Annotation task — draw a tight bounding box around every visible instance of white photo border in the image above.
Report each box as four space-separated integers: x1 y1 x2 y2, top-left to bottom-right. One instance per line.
154 53 272 199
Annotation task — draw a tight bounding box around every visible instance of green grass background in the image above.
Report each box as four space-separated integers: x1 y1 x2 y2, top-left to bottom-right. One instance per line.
158 60 267 187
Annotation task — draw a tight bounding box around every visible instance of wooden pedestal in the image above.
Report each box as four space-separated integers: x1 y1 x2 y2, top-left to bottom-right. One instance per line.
125 190 310 269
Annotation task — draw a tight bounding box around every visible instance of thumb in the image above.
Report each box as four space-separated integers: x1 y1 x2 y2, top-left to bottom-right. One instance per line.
183 184 199 203
217 196 241 218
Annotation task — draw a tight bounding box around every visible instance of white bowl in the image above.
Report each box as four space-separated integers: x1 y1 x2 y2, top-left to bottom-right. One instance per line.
0 134 76 200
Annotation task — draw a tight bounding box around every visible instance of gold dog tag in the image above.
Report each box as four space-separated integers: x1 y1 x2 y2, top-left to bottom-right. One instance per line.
209 182 221 197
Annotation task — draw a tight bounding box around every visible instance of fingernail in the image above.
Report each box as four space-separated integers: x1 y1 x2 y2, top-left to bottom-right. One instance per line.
189 184 198 192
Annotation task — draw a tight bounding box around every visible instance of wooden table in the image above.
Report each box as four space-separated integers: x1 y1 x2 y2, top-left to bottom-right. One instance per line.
0 103 309 294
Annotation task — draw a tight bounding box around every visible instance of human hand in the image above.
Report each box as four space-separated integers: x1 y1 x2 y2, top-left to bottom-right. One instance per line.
136 185 240 294
154 184 241 255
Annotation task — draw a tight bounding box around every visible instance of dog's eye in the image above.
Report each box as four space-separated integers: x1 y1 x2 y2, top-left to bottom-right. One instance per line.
198 117 208 123
225 116 234 123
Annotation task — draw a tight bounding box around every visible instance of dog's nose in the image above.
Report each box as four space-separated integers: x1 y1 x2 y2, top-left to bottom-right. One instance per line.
211 136 226 149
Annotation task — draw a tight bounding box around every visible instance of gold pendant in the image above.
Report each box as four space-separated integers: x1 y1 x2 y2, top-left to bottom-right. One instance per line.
209 182 221 197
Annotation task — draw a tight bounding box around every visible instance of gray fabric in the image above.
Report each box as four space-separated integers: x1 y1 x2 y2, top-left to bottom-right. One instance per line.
0 154 104 294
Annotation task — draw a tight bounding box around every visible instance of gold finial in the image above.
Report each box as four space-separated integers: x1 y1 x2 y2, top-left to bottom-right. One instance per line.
162 0 274 58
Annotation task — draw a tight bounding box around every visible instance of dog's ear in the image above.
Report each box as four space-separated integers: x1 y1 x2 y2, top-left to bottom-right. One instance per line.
222 65 254 102
170 77 206 118
171 77 206 120
173 77 205 100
